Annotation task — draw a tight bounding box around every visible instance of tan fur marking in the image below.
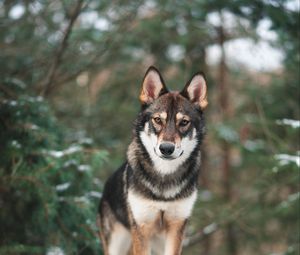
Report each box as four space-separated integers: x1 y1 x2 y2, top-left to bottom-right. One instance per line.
199 81 208 109
187 74 208 110
152 112 167 121
164 218 187 255
108 222 131 255
97 214 109 255
139 70 164 105
174 134 181 148
176 112 184 120
157 131 164 144
98 202 132 255
131 223 154 255
176 113 191 133
131 212 169 255
139 92 149 105
176 112 190 123
152 112 167 129
200 97 208 109
160 111 167 120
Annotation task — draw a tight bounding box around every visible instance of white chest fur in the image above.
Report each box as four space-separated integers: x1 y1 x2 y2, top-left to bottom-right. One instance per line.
127 189 197 224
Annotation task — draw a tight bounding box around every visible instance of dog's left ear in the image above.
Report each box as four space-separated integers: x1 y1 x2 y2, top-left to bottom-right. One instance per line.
181 72 208 110
139 66 168 105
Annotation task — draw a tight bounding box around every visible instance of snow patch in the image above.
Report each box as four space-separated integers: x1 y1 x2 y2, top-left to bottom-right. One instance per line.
3 100 18 106
11 140 21 149
9 4 25 19
203 223 218 235
46 145 82 158
47 247 64 255
74 196 90 204
93 178 102 186
276 119 300 129
29 124 39 130
278 192 299 209
274 153 300 167
55 182 71 192
79 137 93 145
88 191 102 198
244 139 264 151
78 165 91 172
63 159 78 168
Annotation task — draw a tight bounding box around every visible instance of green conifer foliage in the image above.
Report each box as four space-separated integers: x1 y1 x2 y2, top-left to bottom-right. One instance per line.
0 80 106 254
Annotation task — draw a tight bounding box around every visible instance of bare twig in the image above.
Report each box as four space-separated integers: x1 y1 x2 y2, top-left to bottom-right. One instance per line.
183 223 218 247
0 84 17 99
183 203 250 248
39 1 143 95
255 99 286 151
40 0 84 97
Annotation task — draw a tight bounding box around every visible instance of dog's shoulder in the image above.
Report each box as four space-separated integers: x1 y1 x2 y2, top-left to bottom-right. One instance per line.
100 162 130 228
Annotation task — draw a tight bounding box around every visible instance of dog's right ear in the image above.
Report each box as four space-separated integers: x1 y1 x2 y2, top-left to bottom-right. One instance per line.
181 72 208 110
139 66 168 105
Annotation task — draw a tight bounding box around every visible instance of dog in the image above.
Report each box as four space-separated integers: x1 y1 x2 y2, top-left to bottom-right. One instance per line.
97 66 208 255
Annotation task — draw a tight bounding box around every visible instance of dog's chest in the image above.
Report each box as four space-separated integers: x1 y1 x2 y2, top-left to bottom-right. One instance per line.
127 189 197 224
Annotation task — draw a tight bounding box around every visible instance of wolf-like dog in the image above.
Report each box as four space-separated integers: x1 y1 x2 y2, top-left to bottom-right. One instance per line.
97 66 208 255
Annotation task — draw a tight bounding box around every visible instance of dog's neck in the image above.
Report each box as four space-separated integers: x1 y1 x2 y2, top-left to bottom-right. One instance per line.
126 138 201 200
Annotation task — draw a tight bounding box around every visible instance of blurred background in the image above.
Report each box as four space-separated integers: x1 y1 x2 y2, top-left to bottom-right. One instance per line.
0 0 299 254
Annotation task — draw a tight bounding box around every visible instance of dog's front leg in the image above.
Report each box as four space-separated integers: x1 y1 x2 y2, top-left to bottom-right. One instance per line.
164 219 187 255
131 223 152 255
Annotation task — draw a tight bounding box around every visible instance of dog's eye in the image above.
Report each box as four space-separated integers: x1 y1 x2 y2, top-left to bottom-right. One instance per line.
179 119 190 127
153 117 162 125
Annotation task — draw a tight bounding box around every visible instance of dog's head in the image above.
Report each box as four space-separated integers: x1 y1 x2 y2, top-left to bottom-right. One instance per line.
135 66 207 171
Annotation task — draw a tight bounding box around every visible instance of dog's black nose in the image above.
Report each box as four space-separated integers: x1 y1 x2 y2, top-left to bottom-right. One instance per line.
159 143 175 156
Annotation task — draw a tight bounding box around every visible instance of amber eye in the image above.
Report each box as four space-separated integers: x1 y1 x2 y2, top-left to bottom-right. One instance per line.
179 119 190 127
153 117 162 125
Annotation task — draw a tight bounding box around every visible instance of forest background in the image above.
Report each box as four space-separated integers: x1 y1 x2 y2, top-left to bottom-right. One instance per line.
0 0 299 254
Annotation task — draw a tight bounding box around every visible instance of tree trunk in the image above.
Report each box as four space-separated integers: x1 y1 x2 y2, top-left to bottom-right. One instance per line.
217 14 237 255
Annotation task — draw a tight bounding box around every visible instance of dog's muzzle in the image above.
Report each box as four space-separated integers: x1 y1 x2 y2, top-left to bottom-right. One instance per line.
159 142 175 157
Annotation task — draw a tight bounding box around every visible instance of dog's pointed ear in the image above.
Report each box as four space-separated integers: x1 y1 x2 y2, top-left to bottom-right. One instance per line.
181 72 208 110
139 66 167 105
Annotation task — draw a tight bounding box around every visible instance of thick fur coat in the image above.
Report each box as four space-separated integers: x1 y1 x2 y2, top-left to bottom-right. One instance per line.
98 66 208 255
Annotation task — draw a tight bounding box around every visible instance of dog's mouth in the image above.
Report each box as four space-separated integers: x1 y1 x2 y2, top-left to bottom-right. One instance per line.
154 148 184 160
161 155 175 160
